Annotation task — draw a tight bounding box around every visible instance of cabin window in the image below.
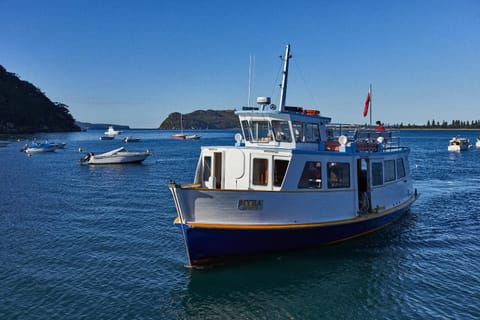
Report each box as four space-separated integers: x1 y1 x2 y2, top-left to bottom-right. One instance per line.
397 158 406 179
304 123 320 143
292 122 320 143
372 162 383 186
293 121 304 142
203 156 212 182
298 161 322 189
384 160 396 182
327 162 350 188
272 120 292 142
241 120 252 141
253 158 269 186
251 121 273 142
274 160 289 187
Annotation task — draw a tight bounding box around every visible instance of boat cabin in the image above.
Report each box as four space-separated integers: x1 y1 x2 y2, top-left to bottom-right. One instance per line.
193 103 409 212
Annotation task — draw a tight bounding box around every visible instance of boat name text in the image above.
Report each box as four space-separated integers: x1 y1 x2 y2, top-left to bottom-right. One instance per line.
238 199 263 210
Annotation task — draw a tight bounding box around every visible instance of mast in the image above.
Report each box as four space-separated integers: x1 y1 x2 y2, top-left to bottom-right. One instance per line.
180 113 183 134
279 44 291 112
247 54 255 107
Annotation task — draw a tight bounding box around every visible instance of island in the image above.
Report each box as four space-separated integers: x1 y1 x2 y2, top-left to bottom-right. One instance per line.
159 110 239 130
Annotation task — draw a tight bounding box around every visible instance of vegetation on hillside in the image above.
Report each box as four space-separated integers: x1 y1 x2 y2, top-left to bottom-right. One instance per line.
159 110 239 129
75 121 130 131
390 120 480 129
0 65 80 133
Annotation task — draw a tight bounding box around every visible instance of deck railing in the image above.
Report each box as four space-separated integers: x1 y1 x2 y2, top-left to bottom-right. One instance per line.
326 124 403 151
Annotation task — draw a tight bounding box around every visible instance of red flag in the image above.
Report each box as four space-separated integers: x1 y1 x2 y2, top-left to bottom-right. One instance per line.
363 90 371 117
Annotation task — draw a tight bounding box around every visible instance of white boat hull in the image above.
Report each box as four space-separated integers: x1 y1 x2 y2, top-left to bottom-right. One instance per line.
25 146 57 153
448 144 468 152
83 147 150 164
88 153 149 164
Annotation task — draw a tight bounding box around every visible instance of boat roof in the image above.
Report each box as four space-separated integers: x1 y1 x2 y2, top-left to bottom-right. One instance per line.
235 107 331 124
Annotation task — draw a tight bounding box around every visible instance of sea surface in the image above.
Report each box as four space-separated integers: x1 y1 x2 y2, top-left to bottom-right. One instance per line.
1 129 479 319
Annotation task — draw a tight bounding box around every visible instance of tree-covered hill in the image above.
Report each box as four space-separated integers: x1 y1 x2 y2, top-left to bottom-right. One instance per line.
159 109 239 129
0 65 80 133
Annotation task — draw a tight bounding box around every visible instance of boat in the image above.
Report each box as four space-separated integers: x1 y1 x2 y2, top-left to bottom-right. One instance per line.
476 137 480 149
172 134 187 139
168 44 419 267
171 114 189 139
171 125 200 140
122 136 141 142
21 141 66 153
104 126 122 136
100 135 115 140
80 147 151 165
448 136 470 152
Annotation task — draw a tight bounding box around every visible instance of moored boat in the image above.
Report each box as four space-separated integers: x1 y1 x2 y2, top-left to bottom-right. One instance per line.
172 133 187 139
448 136 470 152
80 147 150 164
122 136 141 142
172 114 189 139
185 134 201 140
21 141 66 153
476 137 480 149
104 126 122 136
168 44 418 267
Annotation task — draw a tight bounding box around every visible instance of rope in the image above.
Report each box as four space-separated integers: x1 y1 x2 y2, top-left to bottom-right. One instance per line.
270 60 283 100
292 58 319 108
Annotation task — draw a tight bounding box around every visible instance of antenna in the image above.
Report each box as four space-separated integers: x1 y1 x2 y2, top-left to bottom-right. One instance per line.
247 54 255 107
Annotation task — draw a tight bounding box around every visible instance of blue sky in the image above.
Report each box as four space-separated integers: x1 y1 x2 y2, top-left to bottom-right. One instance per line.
1 0 479 128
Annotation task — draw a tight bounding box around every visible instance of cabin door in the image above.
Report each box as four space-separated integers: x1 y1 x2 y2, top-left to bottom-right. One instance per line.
214 152 223 189
357 159 370 213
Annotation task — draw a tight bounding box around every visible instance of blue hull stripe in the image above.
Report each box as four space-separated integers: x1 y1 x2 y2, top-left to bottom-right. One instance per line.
176 204 412 265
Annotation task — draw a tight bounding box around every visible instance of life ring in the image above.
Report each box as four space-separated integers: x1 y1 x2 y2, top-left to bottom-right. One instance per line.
304 109 320 116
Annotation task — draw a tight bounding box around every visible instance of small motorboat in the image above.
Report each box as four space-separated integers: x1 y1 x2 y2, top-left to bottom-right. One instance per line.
100 135 115 140
476 137 480 149
21 141 66 153
185 134 201 140
448 136 470 152
104 126 122 136
122 136 141 142
80 147 151 165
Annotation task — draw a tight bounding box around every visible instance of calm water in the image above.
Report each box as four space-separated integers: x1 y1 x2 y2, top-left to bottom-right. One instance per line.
1 129 479 319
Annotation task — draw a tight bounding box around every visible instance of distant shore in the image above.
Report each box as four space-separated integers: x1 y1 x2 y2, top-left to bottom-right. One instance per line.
395 128 480 131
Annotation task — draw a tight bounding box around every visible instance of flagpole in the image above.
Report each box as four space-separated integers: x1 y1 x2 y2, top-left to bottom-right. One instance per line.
369 84 372 127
